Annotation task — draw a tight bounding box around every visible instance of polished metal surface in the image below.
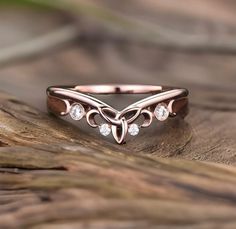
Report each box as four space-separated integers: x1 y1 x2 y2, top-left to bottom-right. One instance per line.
47 84 189 144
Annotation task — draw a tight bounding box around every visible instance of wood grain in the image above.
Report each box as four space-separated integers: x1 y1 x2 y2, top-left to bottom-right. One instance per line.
1 91 236 229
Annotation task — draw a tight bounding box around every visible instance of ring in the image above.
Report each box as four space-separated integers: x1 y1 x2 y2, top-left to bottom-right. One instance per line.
47 84 189 144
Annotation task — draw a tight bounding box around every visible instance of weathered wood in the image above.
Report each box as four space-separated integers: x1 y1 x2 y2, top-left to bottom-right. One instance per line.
0 83 236 229
0 91 236 229
0 1 236 229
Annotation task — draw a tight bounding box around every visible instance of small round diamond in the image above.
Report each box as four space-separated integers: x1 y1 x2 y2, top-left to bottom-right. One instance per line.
99 124 111 136
128 123 139 136
69 103 85 120
154 103 169 121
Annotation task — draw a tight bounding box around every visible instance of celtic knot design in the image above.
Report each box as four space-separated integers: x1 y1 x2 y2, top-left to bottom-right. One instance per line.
86 106 153 144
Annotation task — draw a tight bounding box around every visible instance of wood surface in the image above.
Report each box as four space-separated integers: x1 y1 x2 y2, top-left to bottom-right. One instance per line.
0 1 236 228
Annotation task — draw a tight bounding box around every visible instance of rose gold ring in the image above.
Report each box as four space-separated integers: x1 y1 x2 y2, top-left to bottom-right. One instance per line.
47 84 189 144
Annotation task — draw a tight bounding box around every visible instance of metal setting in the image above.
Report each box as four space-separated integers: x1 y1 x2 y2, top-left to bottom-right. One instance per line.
47 84 189 144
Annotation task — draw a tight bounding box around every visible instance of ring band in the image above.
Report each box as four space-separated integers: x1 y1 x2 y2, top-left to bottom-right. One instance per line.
47 84 189 144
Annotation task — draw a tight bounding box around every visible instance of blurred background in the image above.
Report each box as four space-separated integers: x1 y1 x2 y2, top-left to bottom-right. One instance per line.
0 0 235 113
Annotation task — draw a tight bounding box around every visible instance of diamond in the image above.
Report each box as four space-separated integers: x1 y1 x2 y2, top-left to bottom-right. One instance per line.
128 123 139 136
69 103 85 120
154 103 169 121
99 123 111 136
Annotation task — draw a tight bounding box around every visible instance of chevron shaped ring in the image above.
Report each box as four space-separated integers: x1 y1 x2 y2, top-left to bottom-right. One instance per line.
47 84 189 144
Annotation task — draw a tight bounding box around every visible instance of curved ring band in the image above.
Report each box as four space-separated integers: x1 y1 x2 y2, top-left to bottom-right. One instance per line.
47 84 189 144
